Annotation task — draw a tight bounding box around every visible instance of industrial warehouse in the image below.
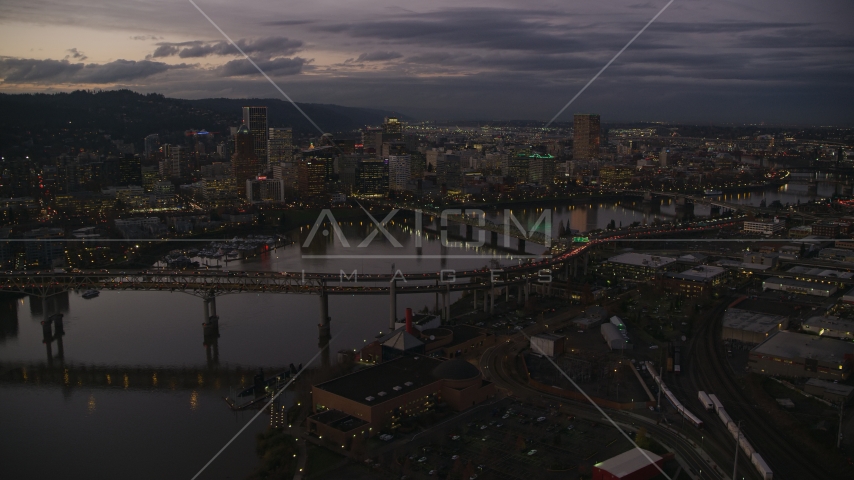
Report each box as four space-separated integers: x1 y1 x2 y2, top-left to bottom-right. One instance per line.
722 308 789 344
748 331 854 380
308 355 496 446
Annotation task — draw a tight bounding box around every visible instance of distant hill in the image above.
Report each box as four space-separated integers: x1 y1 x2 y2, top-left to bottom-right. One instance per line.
0 90 407 157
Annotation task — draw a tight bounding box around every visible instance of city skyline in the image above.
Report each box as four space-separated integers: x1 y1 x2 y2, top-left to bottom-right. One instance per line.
0 1 851 125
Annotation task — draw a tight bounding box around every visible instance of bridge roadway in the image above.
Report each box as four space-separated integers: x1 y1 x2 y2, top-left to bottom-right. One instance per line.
0 219 737 298
372 200 550 245
621 189 821 221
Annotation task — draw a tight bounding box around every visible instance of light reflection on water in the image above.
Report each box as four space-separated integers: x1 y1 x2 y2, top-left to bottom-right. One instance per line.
0 193 825 479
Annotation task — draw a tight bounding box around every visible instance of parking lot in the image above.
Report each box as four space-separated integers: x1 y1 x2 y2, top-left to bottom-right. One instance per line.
385 398 635 479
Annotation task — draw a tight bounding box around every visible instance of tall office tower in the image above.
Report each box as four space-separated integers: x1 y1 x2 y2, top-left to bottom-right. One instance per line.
506 154 529 182
382 116 403 142
231 125 260 197
362 127 384 156
659 147 669 167
242 106 268 163
144 134 160 160
573 114 601 160
436 154 462 189
298 158 327 197
118 154 142 186
388 155 411 191
357 159 389 196
268 127 293 166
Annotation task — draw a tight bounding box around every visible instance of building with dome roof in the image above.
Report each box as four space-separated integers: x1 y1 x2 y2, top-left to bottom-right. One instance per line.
307 355 495 446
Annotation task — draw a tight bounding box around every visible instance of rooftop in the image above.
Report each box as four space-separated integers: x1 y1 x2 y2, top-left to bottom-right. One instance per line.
667 265 726 282
802 316 854 333
315 355 444 406
763 277 837 292
594 448 662 476
308 409 369 432
751 331 854 364
382 330 424 351
805 378 854 396
787 266 854 279
606 252 676 268
723 308 788 333
532 332 564 341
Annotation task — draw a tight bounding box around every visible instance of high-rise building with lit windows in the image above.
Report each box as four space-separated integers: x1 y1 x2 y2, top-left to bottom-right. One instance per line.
382 116 403 142
573 114 600 160
268 127 293 166
231 125 260 197
242 106 268 163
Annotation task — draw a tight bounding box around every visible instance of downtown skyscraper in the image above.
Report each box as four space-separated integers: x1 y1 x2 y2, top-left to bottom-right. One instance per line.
573 114 600 160
242 106 268 164
267 127 293 166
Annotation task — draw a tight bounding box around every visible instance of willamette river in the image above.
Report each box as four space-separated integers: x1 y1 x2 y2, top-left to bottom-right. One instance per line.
0 187 829 479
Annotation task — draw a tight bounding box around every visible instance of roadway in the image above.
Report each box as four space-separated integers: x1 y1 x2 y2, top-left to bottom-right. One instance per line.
0 218 739 297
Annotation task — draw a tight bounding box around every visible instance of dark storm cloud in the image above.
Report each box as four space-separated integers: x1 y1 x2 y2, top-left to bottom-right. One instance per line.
355 51 403 62
151 37 303 60
261 20 315 26
317 8 588 53
65 48 87 61
215 57 309 77
0 57 183 84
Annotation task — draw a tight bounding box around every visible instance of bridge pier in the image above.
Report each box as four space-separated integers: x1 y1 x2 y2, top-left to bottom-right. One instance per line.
389 280 397 330
42 313 65 366
318 284 330 339
465 224 473 241
518 238 526 253
446 285 451 322
524 279 530 305
489 278 495 315
490 231 498 247
203 315 219 366
472 289 478 311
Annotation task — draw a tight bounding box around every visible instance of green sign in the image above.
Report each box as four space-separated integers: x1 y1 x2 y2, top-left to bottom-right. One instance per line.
572 236 589 243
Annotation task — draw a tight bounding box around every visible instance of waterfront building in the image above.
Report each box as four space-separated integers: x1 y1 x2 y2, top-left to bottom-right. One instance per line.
307 355 495 445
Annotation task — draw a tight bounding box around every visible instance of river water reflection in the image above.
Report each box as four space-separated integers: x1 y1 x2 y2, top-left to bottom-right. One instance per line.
0 190 824 479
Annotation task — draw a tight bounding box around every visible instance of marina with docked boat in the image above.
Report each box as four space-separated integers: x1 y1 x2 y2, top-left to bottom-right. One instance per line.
158 234 292 269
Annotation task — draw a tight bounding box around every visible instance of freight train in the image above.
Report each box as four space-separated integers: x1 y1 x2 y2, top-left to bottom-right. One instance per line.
707 393 773 480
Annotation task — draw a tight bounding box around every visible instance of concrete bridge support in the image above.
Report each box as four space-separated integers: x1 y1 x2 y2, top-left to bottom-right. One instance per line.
490 231 498 247
318 284 330 339
446 285 451 322
472 289 478 311
518 238 526 253
203 315 219 366
203 293 217 322
465 224 474 241
389 280 397 330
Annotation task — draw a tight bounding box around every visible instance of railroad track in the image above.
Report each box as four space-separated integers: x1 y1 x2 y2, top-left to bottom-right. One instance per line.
690 298 837 480
482 334 724 479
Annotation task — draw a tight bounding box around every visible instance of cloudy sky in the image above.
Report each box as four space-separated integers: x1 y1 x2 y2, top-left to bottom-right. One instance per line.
0 0 851 124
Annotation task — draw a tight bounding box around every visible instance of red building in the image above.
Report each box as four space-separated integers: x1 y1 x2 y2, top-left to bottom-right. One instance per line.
593 448 664 480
